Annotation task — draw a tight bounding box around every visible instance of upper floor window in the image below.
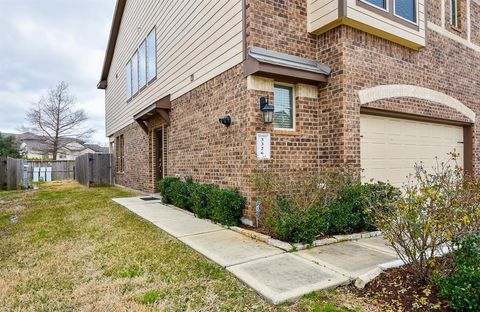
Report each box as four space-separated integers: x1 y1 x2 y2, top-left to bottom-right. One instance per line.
395 0 417 23
131 51 139 95
363 0 387 10
273 84 295 130
359 0 418 25
450 0 459 27
147 29 157 82
125 61 132 99
138 42 147 89
125 28 157 101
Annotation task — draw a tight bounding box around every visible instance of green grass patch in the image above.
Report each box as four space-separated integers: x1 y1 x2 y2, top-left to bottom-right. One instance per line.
0 181 373 311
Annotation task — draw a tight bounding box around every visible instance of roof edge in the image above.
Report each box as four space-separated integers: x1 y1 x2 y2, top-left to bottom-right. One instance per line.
97 0 127 90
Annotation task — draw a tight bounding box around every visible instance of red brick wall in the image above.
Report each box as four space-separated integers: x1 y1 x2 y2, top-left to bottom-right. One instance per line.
112 0 480 220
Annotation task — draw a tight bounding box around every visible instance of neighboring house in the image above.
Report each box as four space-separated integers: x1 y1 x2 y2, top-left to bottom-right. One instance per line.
99 0 480 222
2 132 107 160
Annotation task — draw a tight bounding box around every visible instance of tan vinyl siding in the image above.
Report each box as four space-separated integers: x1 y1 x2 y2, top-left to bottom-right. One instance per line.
105 0 244 137
307 0 339 32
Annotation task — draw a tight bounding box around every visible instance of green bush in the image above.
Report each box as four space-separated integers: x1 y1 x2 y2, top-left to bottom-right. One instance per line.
191 183 218 219
158 177 245 226
264 183 397 243
438 234 480 312
170 177 195 211
207 187 246 226
322 183 398 235
157 177 180 204
266 196 322 244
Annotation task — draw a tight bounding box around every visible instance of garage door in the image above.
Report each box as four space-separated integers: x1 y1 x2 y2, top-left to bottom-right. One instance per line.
360 114 464 186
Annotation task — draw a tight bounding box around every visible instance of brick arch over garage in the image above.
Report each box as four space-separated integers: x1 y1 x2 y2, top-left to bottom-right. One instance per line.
358 84 476 122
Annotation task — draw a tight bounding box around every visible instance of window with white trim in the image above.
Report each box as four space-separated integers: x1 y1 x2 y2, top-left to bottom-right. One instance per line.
395 0 417 23
138 41 147 89
147 29 157 82
364 0 387 10
273 84 295 130
131 51 139 94
125 61 132 99
450 0 459 27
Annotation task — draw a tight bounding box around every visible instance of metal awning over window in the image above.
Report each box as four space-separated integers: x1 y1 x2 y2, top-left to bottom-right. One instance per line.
244 47 332 83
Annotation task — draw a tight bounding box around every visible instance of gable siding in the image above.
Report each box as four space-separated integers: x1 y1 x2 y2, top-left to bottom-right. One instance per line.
105 0 244 137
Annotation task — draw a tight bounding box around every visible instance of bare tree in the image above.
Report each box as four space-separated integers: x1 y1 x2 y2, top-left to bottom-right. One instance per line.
24 81 94 160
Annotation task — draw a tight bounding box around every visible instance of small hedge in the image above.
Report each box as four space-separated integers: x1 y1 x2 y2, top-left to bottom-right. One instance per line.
158 177 245 226
266 182 398 244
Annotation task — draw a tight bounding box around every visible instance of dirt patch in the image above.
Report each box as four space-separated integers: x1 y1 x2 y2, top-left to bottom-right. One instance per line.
356 266 451 311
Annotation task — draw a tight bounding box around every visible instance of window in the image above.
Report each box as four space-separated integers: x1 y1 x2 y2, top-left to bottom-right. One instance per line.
450 0 459 27
115 135 125 173
273 84 294 130
138 41 147 89
125 61 132 99
125 29 156 101
363 0 387 10
395 0 417 23
131 52 139 94
147 29 156 82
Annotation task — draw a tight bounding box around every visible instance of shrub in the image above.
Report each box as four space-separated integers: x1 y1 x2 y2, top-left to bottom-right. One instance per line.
157 177 180 204
191 183 218 219
207 187 246 226
252 165 397 243
170 177 195 211
266 196 322 244
372 154 480 280
158 177 245 226
437 234 480 311
322 182 399 235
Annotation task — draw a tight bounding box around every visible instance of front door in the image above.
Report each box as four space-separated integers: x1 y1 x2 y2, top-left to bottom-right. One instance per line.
155 129 164 182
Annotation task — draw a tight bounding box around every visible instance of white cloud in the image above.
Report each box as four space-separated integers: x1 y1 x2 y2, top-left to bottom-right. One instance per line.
0 0 115 144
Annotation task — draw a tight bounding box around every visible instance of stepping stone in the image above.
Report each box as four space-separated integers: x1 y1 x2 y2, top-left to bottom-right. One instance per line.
297 242 399 278
227 254 349 305
179 230 284 267
355 236 398 256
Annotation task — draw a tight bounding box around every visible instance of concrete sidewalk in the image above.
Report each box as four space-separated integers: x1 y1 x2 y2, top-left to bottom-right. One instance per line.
113 197 401 305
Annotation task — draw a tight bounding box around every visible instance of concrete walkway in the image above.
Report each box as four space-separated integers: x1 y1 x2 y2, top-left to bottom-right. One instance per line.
113 197 401 305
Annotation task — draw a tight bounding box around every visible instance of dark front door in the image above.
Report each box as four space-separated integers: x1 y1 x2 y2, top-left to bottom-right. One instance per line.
155 129 164 182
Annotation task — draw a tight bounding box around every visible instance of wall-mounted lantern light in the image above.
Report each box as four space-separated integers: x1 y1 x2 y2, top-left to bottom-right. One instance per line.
259 97 274 124
219 115 232 127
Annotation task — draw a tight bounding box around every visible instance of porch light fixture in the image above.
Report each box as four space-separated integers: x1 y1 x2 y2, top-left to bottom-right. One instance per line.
259 97 274 123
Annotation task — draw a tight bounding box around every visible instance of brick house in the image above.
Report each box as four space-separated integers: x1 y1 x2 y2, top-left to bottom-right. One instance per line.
99 0 479 223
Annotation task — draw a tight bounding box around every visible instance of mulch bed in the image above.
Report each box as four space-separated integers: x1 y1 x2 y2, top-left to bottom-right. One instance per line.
355 265 451 311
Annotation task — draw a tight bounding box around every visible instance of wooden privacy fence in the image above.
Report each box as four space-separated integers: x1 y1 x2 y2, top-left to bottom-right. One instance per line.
75 153 114 187
0 157 27 190
27 160 75 181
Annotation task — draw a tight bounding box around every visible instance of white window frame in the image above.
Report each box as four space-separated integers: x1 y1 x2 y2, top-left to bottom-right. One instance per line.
359 0 389 13
393 0 419 25
450 0 459 27
125 61 132 100
138 41 147 89
273 82 296 131
147 28 157 83
131 51 139 95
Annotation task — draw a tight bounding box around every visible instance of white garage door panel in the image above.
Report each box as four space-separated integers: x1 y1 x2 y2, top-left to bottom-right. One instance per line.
361 114 464 186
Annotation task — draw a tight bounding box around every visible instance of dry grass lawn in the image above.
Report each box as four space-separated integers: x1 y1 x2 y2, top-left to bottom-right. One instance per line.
0 181 378 311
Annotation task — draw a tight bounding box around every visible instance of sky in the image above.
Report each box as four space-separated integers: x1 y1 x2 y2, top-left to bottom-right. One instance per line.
0 0 116 145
